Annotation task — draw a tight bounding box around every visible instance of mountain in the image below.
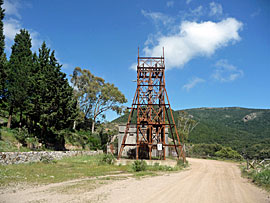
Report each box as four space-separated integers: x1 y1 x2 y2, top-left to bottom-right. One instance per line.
112 107 270 153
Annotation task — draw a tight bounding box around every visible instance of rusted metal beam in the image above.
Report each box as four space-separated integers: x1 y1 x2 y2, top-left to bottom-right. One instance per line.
118 49 185 161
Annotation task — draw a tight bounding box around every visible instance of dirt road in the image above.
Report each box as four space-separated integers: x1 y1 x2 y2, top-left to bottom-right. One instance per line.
1 158 269 203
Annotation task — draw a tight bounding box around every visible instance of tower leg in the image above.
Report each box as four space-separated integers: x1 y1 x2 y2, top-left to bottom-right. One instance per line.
149 145 152 160
136 144 139 160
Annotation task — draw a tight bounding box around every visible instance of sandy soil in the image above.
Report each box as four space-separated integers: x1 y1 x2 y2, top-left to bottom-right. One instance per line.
0 158 269 203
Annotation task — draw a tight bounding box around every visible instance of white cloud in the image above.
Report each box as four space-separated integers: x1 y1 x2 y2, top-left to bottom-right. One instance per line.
212 59 243 82
186 0 192 5
251 9 261 18
143 18 243 69
30 31 42 51
179 5 205 21
190 5 204 17
3 18 20 41
166 1 174 8
209 2 223 16
183 77 205 91
3 0 21 19
3 0 42 52
62 63 71 69
129 62 137 71
141 10 174 26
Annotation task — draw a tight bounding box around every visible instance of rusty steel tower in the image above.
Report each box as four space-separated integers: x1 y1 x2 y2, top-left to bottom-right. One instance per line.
118 49 185 160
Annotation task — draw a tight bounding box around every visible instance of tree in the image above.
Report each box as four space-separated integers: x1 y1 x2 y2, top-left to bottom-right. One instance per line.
0 0 7 107
28 42 77 148
71 67 127 133
6 29 33 128
177 111 199 142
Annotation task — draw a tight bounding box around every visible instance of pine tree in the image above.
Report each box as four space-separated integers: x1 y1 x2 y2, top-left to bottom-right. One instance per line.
28 42 77 148
0 0 7 107
7 29 33 128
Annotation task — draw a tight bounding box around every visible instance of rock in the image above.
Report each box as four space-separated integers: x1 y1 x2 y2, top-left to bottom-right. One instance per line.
0 150 103 165
242 112 257 122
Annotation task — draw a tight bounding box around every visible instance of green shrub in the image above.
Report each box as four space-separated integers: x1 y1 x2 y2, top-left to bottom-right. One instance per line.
14 127 29 145
190 143 222 157
100 154 115 165
177 159 188 168
149 163 175 171
254 169 270 185
132 160 147 172
215 147 242 160
40 155 56 164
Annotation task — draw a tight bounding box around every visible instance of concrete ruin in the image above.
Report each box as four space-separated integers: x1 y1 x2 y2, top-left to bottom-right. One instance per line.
117 124 169 158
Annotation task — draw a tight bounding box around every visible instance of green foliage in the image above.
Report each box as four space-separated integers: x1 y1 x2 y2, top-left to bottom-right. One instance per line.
242 166 270 190
215 147 242 160
0 0 4 55
114 107 270 159
88 133 101 150
71 67 127 133
254 169 270 186
0 154 130 185
149 163 174 171
63 123 115 152
100 154 115 165
189 143 242 160
1 35 78 149
6 29 33 128
177 111 198 142
0 0 7 106
14 127 30 145
177 159 188 168
26 42 77 148
185 107 270 158
190 143 222 157
244 143 270 160
0 127 30 152
40 155 56 164
132 160 147 172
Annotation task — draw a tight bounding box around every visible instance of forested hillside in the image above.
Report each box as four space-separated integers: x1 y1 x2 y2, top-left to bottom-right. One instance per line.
113 107 270 155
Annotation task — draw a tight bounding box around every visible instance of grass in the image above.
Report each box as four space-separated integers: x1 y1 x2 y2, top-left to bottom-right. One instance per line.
0 155 188 187
0 154 129 186
0 127 31 152
240 165 270 191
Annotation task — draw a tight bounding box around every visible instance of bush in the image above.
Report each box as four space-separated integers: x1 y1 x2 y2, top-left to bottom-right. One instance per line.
14 127 29 145
132 160 147 172
40 155 56 164
177 159 188 168
100 154 115 165
190 143 222 157
254 169 270 185
151 163 172 171
215 147 242 160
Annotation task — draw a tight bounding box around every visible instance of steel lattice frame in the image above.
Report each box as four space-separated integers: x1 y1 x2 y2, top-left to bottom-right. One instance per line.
118 50 185 160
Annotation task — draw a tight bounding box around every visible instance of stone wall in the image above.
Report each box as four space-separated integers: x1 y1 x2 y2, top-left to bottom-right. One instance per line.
0 150 103 165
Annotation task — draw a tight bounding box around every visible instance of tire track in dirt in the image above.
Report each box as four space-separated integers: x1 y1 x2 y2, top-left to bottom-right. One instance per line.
0 158 269 203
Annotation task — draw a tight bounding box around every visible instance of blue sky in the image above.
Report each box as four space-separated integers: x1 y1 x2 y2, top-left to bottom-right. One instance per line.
2 0 270 121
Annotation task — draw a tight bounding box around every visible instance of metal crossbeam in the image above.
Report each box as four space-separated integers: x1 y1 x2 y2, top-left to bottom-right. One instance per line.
118 48 185 161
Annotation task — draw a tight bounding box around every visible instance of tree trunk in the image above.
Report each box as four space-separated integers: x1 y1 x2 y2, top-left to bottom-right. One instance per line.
91 119 95 133
73 120 76 130
19 109 23 129
7 106 13 128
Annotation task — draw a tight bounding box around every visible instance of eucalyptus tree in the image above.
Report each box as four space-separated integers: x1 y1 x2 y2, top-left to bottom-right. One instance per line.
71 67 127 133
177 111 199 142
